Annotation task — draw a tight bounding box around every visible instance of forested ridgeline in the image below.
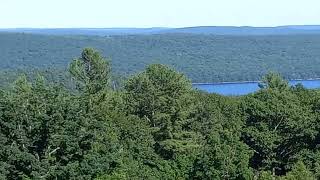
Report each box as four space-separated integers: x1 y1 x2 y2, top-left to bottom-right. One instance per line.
1 33 320 83
1 48 320 179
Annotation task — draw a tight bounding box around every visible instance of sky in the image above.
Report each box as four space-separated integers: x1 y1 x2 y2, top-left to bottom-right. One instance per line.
1 0 319 28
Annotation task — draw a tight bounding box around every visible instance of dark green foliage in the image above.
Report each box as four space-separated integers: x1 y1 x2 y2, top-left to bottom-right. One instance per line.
242 73 318 175
190 130 253 179
124 64 201 178
2 33 320 83
0 76 121 179
188 93 253 179
2 48 320 179
124 64 193 137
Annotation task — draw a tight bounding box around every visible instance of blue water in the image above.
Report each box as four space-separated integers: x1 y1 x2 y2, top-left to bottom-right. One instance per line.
193 79 320 96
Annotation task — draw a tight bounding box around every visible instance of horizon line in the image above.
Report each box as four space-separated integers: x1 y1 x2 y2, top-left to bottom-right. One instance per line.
1 24 320 29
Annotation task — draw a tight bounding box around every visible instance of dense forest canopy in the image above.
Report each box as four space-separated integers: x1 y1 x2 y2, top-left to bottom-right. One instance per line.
1 48 320 179
1 33 320 83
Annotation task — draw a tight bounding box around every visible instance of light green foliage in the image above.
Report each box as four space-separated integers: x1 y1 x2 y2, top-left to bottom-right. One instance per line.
69 47 111 94
256 162 316 180
259 72 289 90
257 171 274 180
280 161 315 180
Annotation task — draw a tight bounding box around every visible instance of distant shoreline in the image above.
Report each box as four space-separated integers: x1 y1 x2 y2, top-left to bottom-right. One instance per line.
192 78 320 85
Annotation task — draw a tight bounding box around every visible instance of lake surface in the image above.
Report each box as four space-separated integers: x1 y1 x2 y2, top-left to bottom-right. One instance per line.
193 79 320 96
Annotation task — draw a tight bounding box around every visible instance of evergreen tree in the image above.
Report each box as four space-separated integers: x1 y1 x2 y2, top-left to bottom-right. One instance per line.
242 73 318 175
125 64 201 178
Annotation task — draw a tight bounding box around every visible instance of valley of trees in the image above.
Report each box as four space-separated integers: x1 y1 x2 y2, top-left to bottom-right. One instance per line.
1 33 320 83
1 48 320 179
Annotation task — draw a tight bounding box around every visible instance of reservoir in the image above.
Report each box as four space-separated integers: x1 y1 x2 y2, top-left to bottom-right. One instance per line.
193 79 320 96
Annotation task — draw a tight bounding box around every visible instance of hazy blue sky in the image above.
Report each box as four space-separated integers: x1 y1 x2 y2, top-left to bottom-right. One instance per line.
1 0 319 28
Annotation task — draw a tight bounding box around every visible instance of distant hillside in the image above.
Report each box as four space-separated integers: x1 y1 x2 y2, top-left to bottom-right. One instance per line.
1 33 320 83
1 25 320 36
164 25 320 35
0 28 169 36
